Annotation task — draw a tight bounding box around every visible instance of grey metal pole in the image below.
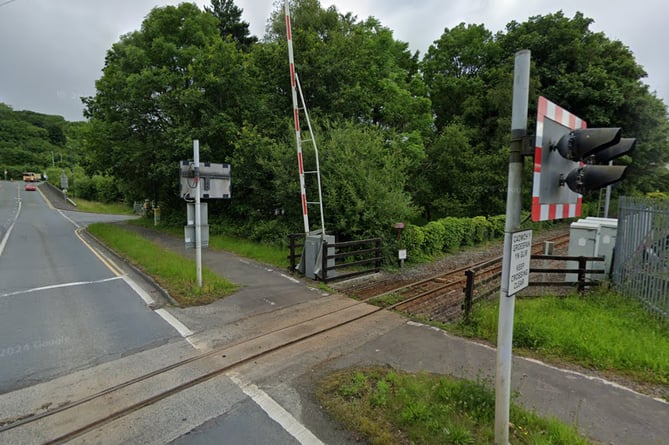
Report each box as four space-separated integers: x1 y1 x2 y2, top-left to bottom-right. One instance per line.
604 161 613 218
194 139 203 288
495 49 530 445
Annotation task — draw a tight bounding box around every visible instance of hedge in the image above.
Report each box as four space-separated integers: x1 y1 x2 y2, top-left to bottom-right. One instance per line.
396 213 558 263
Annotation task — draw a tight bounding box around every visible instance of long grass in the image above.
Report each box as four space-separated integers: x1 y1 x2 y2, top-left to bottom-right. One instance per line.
317 366 592 445
88 223 237 306
460 289 669 387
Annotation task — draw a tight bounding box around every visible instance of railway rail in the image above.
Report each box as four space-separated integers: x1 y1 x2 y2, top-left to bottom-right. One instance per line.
0 297 402 444
353 233 571 323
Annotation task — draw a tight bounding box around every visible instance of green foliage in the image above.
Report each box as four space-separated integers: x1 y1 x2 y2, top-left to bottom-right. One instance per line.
88 223 237 305
401 223 426 258
319 121 420 241
463 290 669 387
0 102 73 176
317 366 591 445
421 220 447 255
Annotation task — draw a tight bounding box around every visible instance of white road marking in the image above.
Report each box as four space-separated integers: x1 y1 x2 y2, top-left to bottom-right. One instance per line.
155 308 194 338
229 373 325 445
0 276 123 299
0 194 21 257
120 274 155 306
280 273 300 283
57 208 81 228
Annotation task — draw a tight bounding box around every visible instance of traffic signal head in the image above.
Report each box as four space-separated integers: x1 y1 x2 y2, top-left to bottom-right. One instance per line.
562 164 628 195
553 128 635 194
592 138 636 164
556 128 621 161
532 96 636 222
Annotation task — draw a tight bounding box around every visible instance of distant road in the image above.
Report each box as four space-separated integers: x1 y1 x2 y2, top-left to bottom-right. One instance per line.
0 180 178 393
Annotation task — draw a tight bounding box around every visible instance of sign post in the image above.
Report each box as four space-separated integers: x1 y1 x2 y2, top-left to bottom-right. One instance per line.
495 49 530 445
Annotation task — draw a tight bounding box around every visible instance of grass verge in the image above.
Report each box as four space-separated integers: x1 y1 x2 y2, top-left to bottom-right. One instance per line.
317 366 592 445
88 223 237 306
452 289 669 389
70 198 135 215
129 218 289 268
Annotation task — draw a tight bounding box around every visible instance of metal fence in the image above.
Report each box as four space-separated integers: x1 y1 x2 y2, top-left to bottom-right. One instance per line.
613 196 669 320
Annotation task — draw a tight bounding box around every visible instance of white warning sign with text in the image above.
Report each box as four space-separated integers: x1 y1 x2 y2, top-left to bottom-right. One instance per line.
508 229 533 295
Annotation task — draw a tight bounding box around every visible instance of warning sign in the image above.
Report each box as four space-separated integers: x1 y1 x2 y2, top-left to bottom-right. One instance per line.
508 229 532 295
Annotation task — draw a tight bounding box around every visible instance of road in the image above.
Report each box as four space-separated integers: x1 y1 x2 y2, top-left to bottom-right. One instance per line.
0 180 357 445
0 181 179 393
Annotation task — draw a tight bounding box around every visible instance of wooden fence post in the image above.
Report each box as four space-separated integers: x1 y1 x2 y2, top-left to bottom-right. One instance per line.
578 256 587 293
464 269 475 321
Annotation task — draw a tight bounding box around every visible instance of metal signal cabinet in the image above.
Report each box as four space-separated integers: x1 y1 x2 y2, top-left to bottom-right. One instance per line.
566 217 618 282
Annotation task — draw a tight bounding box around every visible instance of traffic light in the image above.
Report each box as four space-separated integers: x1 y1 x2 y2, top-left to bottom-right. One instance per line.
532 96 635 222
554 128 635 194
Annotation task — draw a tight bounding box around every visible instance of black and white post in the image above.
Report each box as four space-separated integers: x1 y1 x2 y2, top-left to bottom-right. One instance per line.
495 49 530 445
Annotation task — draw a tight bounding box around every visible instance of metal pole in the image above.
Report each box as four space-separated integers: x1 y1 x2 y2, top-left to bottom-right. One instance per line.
285 0 310 234
495 49 530 445
604 161 613 218
194 139 203 288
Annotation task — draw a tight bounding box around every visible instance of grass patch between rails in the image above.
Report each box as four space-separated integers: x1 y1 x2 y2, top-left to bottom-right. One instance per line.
453 289 669 389
88 223 237 306
129 218 289 268
317 366 592 445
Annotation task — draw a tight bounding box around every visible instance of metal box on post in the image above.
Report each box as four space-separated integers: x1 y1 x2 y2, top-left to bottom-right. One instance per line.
302 234 335 280
184 202 209 249
180 161 231 200
566 220 600 282
584 217 618 277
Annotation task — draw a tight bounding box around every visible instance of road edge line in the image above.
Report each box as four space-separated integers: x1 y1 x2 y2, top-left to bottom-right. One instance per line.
228 373 324 445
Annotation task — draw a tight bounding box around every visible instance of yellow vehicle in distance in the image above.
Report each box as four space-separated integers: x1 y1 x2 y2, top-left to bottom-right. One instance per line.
22 172 40 182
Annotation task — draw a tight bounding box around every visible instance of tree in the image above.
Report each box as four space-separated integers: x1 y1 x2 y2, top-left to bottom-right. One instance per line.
266 0 432 137
205 0 258 51
83 3 254 212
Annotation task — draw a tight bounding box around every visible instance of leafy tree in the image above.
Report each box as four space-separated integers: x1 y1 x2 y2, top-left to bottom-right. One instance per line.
205 0 258 50
83 3 254 213
318 121 419 240
266 0 431 137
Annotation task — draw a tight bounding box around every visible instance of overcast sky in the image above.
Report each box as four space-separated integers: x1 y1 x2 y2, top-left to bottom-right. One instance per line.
0 0 666 122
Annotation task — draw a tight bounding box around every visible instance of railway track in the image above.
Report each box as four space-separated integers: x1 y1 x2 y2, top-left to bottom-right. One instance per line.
359 233 571 322
0 297 389 444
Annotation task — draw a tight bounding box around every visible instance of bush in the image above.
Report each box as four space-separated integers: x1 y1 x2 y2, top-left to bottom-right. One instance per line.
93 175 121 203
421 220 447 255
402 224 425 257
471 216 491 243
439 217 466 251
487 215 506 238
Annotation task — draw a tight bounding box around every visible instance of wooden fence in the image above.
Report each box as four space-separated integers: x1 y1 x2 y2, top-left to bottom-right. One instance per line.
462 254 605 321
